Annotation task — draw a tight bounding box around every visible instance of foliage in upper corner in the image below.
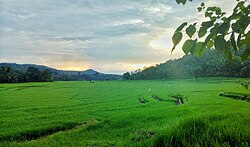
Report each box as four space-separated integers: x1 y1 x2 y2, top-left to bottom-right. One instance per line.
172 0 250 61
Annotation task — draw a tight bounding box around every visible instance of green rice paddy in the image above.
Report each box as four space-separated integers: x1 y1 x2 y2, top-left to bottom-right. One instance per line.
0 78 249 146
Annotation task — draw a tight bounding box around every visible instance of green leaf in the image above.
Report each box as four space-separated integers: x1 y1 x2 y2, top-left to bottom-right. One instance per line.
194 42 203 57
230 32 238 51
242 31 250 61
200 34 212 55
199 45 207 57
205 12 213 17
181 0 187 5
176 0 181 4
207 6 216 12
215 7 222 15
238 16 250 33
221 17 227 21
245 31 250 48
203 33 215 49
210 16 216 22
197 7 202 12
232 22 241 33
190 39 198 54
186 24 196 38
242 48 250 61
198 27 207 38
182 39 193 54
175 22 188 33
224 41 232 61
234 1 245 13
218 22 230 35
199 49 207 57
206 40 214 48
237 33 242 47
202 21 214 29
198 21 214 38
232 56 242 63
176 0 187 5
210 23 219 34
201 2 205 7
171 32 183 53
214 35 226 51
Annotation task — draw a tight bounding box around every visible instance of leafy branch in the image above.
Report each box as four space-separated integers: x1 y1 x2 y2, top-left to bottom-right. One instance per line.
172 0 250 61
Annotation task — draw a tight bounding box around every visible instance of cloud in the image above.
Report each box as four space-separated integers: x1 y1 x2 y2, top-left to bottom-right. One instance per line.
0 0 236 74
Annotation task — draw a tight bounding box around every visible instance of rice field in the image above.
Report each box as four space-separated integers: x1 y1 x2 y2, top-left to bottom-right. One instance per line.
0 78 249 146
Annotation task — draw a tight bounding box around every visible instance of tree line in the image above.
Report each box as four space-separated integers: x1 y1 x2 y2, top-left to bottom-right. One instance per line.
0 64 122 83
0 66 53 83
123 49 250 80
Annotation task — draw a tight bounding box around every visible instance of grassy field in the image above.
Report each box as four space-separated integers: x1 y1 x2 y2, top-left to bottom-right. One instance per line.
0 78 250 146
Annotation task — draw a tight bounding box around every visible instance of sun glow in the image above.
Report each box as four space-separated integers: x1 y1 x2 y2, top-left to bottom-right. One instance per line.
118 62 153 72
149 30 172 50
47 62 90 71
58 66 85 71
149 29 185 59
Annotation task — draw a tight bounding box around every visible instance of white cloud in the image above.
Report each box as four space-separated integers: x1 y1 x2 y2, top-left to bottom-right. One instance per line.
0 0 237 73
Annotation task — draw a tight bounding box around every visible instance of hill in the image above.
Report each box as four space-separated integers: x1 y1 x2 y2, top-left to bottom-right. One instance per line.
126 49 250 80
0 63 122 81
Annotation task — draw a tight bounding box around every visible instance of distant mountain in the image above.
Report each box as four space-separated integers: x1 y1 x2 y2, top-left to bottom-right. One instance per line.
0 63 122 81
0 63 55 72
83 69 99 75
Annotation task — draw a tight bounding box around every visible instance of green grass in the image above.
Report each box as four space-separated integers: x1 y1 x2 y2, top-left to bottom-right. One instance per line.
0 78 249 146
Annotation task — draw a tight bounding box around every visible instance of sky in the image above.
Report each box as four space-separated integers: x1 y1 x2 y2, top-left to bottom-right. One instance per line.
0 0 236 74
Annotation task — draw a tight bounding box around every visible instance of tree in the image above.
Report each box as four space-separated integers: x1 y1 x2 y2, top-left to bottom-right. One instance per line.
172 0 250 61
16 71 27 83
41 69 53 82
26 67 41 82
123 72 131 80
240 61 250 77
0 65 55 83
0 66 17 83
127 49 250 80
0 67 9 83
